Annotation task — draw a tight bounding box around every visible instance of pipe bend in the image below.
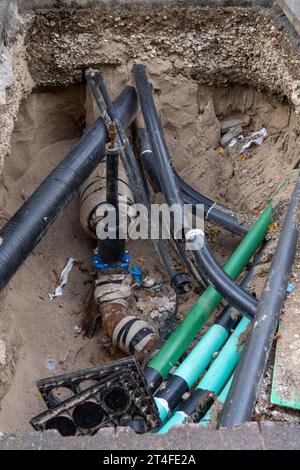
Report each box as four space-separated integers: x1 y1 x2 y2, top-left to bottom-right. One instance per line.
192 241 258 319
134 65 258 319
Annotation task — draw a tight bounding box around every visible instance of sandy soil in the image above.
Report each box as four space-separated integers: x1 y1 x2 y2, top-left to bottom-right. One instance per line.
0 86 110 434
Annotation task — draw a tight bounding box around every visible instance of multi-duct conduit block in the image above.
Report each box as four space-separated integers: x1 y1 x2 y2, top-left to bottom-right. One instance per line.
30 357 161 436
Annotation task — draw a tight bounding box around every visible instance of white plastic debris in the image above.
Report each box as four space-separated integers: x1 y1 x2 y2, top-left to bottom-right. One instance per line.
143 276 155 288
136 296 175 316
74 325 82 335
0 340 6 365
228 135 244 149
45 359 58 371
49 257 77 299
239 128 268 153
228 128 268 154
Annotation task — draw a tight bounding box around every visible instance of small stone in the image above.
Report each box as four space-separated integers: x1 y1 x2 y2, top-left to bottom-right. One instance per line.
143 276 155 288
220 126 244 147
74 325 81 335
220 117 249 134
0 340 6 365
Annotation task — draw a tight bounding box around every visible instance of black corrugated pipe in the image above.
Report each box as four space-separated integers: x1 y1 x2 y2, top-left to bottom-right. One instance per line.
133 64 258 318
218 172 300 428
0 87 138 290
138 128 248 237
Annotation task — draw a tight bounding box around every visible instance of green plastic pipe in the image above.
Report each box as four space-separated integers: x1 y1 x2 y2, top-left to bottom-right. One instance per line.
147 205 272 379
158 316 249 433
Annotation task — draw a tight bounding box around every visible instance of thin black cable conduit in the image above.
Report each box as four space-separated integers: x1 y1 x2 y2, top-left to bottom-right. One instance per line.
217 171 300 428
0 87 138 290
133 64 258 319
138 128 249 237
138 127 208 289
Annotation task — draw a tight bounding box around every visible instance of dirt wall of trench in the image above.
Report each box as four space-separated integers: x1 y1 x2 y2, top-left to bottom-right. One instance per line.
0 0 300 430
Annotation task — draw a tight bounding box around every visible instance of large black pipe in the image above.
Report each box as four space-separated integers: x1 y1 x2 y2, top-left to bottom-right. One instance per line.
133 64 258 318
218 172 300 428
0 87 138 290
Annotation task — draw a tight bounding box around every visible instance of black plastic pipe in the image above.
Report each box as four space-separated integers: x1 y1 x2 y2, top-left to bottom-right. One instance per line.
0 87 138 290
133 64 259 318
138 127 207 289
98 144 126 265
95 72 194 294
192 241 258 319
218 172 300 428
138 128 248 237
153 242 267 419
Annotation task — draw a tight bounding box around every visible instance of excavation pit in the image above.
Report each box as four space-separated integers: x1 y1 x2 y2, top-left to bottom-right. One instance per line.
0 0 300 436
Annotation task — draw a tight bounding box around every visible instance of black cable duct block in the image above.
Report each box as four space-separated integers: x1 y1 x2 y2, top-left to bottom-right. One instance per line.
0 87 138 290
30 358 160 436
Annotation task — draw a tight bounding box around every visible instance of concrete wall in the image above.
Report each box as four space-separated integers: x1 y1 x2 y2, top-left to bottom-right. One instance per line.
17 0 274 12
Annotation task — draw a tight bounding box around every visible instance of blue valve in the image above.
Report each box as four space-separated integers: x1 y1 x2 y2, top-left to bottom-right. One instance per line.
93 249 130 272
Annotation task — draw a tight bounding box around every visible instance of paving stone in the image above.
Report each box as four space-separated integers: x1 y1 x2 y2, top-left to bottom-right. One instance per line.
0 421 299 450
260 422 300 450
220 422 264 450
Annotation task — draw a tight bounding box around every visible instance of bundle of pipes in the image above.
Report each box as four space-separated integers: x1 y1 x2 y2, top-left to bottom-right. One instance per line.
218 170 300 427
139 128 249 238
132 64 299 431
81 73 162 359
154 244 267 426
140 121 272 390
158 315 250 432
1 55 297 432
